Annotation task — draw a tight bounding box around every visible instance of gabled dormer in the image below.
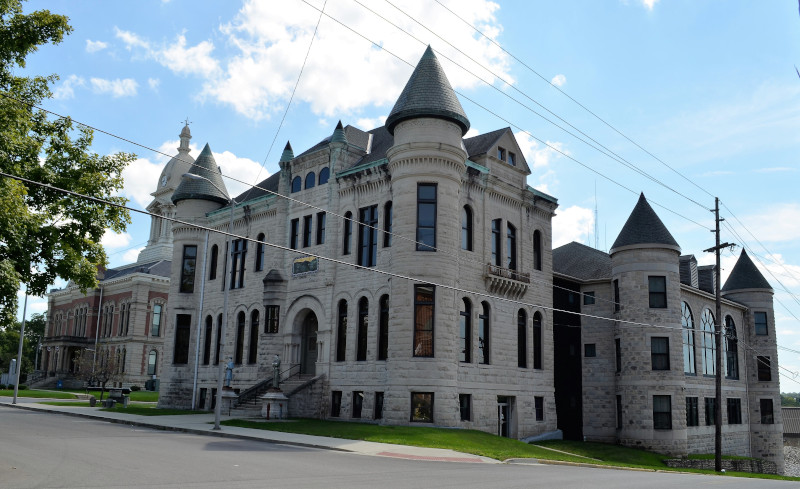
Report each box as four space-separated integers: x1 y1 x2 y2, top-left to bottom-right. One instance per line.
464 127 531 189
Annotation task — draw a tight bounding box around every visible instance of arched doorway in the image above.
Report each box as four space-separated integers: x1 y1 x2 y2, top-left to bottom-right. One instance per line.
301 312 318 375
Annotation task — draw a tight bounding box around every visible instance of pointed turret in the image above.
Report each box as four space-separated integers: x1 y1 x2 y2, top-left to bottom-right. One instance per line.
178 123 191 153
171 143 230 205
331 120 348 144
385 46 470 136
722 249 772 291
279 141 294 163
610 193 680 253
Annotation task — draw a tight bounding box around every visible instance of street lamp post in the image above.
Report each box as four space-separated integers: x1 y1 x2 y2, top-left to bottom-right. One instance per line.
180 173 235 430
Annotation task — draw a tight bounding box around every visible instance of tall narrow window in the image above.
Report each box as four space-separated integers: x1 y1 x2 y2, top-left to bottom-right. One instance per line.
255 233 265 271
265 305 279 334
235 311 245 364
416 184 437 251
491 219 502 266
533 230 542 271
215 314 222 365
203 315 212 365
613 279 620 312
290 219 299 250
331 391 342 417
336 300 347 362
727 398 742 424
352 391 364 419
291 176 301 193
754 311 768 336
615 338 622 372
507 223 517 271
357 297 368 361
616 395 623 429
248 310 259 364
518 309 527 368
318 167 330 185
760 399 774 424
358 205 378 267
459 394 471 421
653 395 672 430
316 212 326 245
413 285 435 357
686 397 699 427
651 337 670 370
147 350 157 376
648 276 667 308
151 304 162 337
374 392 384 420
209 244 219 280
725 316 739 380
378 295 389 361
533 312 542 369
682 302 696 374
459 299 472 363
461 206 473 251
757 356 771 381
179 245 198 293
535 396 544 421
704 398 716 426
343 212 352 255
230 239 247 289
173 314 191 364
383 201 392 247
701 309 716 376
478 301 490 364
303 215 313 248
305 171 315 189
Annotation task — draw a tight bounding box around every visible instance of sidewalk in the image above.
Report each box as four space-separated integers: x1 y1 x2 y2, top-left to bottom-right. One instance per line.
0 397 498 464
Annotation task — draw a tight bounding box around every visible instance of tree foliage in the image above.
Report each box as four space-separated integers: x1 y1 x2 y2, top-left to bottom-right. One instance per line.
0 312 45 374
73 348 123 400
0 0 134 327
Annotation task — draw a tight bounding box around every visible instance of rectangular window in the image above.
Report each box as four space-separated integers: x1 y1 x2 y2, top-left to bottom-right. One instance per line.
760 398 774 424
411 392 434 423
316 212 326 245
330 391 342 417
615 338 622 373
613 279 620 312
686 397 699 427
336 301 347 362
497 147 506 161
535 396 544 421
230 239 247 289
584 344 596 357
416 184 437 251
378 296 389 361
303 215 312 248
583 291 596 305
265 305 280 334
648 276 667 308
506 223 517 270
173 314 192 364
374 392 384 420
533 315 542 369
413 285 434 357
358 205 378 267
508 151 516 166
151 304 162 337
352 391 364 419
727 398 742 424
459 394 471 421
754 311 768 335
705 397 716 426
179 245 197 293
491 219 502 266
290 218 299 250
757 355 771 381
383 202 392 247
651 337 670 370
616 395 623 429
653 395 672 430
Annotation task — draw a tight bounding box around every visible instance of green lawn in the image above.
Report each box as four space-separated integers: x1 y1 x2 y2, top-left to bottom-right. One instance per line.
98 405 198 416
62 389 159 402
0 389 77 399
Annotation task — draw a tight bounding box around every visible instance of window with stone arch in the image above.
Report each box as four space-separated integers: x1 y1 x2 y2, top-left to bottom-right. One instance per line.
459 298 472 363
147 350 157 376
336 299 347 362
291 176 301 193
701 308 716 376
725 315 739 380
682 302 696 375
203 315 212 365
517 309 527 368
478 301 490 364
249 309 259 364
255 233 265 272
357 297 368 361
235 311 246 365
318 167 330 185
378 295 389 361
533 311 542 369
305 171 315 189
209 244 218 280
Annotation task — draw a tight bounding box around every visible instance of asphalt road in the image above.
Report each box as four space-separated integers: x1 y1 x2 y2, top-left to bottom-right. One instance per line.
0 408 794 488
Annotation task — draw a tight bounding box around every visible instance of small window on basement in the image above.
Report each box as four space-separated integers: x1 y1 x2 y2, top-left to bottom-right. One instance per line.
411 392 434 423
584 344 596 357
459 394 471 421
535 396 544 421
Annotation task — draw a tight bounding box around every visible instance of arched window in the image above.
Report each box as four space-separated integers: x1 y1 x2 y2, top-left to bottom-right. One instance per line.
255 233 265 272
336 300 348 362
203 315 212 365
479 302 490 364
518 309 527 368
461 206 473 251
121 348 127 373
305 171 315 189
235 311 246 364
291 176 301 193
725 315 739 380
249 310 259 364
533 311 542 369
507 223 517 270
460 298 472 363
319 167 330 185
357 297 368 361
533 230 542 271
383 201 393 247
214 314 223 365
682 302 696 374
209 244 218 280
343 211 353 255
378 295 389 361
701 309 716 376
116 349 122 374
147 350 157 376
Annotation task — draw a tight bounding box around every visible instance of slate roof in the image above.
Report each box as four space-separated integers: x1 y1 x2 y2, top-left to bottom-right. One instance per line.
172 143 230 205
104 260 171 280
233 172 280 203
463 127 508 157
553 242 611 281
722 249 772 291
385 46 470 136
610 193 679 252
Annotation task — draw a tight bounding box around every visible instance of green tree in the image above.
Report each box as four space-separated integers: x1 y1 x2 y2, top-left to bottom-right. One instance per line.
0 0 134 327
0 313 45 374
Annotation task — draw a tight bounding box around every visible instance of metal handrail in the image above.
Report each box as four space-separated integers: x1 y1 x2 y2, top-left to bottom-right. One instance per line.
486 263 531 283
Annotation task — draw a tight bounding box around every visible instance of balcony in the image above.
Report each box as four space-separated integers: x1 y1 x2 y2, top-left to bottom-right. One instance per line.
485 264 529 299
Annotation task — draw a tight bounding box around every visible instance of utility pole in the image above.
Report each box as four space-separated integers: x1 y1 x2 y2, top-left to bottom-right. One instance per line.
703 197 734 472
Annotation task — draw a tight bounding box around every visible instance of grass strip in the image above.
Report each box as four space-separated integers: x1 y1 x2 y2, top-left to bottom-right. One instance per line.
0 389 77 399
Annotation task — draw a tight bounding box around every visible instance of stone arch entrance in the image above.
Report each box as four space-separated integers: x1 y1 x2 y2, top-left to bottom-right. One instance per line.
301 312 318 375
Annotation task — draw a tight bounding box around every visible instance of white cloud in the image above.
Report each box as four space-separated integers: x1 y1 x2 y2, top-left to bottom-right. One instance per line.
90 77 138 97
464 127 481 138
640 0 660 10
101 230 132 249
120 155 165 208
85 39 108 53
551 74 566 87
148 78 161 91
514 131 569 169
552 205 595 248
755 167 797 173
355 116 387 130
115 27 151 50
52 75 85 100
214 150 267 197
737 203 800 243
122 247 145 263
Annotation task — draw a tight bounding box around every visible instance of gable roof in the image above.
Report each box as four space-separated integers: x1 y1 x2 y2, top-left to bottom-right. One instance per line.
722 249 772 291
610 193 679 253
553 242 611 281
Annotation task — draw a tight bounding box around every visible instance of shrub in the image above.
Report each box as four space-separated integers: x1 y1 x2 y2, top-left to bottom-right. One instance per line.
130 385 141 391
18 385 27 390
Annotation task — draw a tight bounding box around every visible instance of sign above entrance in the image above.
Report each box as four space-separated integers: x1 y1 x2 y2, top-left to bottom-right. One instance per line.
292 256 319 277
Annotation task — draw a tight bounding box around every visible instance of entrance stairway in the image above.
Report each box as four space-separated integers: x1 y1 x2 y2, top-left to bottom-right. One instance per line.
228 374 322 418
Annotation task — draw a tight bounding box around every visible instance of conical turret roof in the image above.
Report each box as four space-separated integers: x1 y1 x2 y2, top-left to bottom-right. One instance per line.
171 143 230 205
385 46 470 136
610 193 680 253
722 249 772 291
280 141 294 163
331 121 348 144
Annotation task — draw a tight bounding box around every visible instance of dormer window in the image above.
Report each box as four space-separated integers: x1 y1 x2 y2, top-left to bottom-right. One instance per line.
497 147 506 161
508 151 516 166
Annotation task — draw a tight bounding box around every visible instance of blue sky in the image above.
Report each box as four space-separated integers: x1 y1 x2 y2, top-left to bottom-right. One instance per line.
17 0 800 387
